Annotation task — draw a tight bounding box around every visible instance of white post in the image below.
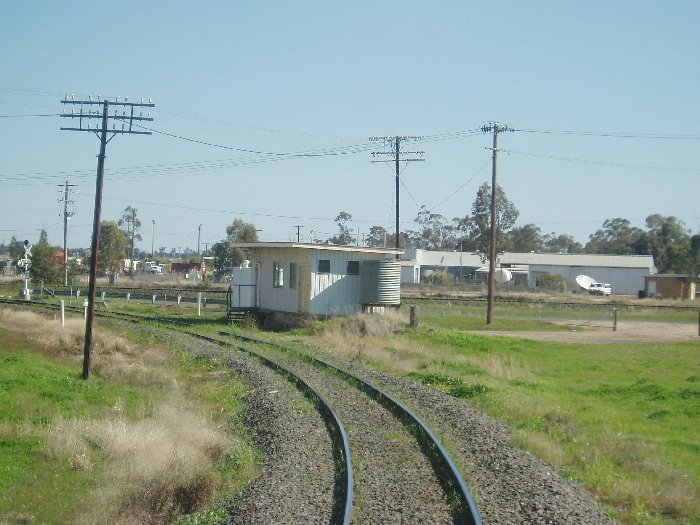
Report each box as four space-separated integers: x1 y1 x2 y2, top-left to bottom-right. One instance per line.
152 294 156 304
60 300 65 328
198 292 202 316
126 292 130 304
83 299 88 320
76 289 80 299
177 294 181 307
101 291 106 301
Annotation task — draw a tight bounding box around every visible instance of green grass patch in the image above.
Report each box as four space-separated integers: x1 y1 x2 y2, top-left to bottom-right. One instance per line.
421 315 573 332
0 312 259 525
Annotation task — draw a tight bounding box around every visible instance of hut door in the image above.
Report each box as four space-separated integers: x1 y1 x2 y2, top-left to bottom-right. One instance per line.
298 265 311 313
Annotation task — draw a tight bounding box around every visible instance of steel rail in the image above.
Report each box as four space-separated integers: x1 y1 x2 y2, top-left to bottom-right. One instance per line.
0 298 353 525
220 330 483 525
401 293 700 311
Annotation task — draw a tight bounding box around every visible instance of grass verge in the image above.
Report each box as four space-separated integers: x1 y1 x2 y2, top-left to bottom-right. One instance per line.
0 308 258 525
286 312 699 525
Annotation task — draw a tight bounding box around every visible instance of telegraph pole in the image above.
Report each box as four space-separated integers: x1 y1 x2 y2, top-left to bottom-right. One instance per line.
370 136 424 258
61 94 154 379
151 220 155 260
481 122 511 325
197 224 202 256
294 225 303 243
58 180 76 286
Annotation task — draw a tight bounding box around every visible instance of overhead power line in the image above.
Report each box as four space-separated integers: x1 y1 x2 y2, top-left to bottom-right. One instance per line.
512 128 700 140
503 149 700 175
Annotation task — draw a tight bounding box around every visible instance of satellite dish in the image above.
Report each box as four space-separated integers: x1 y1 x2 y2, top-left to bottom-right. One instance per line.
495 268 513 283
576 274 596 290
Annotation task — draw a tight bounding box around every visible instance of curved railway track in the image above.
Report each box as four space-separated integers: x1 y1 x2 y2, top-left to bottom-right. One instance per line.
0 298 481 525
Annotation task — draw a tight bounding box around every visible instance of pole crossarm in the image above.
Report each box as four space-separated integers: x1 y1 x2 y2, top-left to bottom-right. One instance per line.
61 96 154 134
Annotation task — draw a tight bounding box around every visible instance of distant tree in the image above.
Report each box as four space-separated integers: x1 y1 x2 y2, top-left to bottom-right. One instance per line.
585 218 642 255
365 226 389 247
385 232 412 251
543 233 584 254
689 235 700 278
636 214 691 273
98 222 129 274
118 206 142 276
29 242 64 284
38 229 49 245
212 219 259 275
469 182 519 258
410 206 455 250
8 236 23 262
329 211 355 245
508 224 544 253
451 215 477 252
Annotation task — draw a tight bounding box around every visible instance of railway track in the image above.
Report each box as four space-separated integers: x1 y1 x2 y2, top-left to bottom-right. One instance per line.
0 297 481 525
2 298 620 524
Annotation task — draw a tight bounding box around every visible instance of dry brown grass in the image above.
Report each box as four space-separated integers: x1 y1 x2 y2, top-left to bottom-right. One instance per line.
0 308 173 388
48 397 232 524
1 308 236 523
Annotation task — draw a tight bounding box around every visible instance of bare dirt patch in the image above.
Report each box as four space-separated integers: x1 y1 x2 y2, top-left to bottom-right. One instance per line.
480 320 698 344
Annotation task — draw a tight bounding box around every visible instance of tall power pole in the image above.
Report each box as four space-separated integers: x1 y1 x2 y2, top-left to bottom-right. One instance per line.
58 180 76 286
370 136 424 258
197 224 202 256
294 225 303 243
481 122 511 325
61 94 154 380
151 220 155 260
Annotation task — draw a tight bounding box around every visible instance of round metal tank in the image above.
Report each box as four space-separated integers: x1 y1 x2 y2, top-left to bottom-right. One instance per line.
360 260 401 305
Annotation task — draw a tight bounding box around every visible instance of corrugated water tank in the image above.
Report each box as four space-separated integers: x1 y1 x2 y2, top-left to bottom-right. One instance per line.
360 260 401 305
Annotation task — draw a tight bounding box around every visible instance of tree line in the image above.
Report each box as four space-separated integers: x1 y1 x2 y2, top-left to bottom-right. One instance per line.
327 182 700 275
2 187 699 282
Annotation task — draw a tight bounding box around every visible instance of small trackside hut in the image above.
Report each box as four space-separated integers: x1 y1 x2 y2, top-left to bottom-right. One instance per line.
228 242 402 319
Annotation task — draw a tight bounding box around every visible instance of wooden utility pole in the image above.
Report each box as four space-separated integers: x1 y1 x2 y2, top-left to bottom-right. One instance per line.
482 122 510 325
61 94 154 379
370 136 425 258
59 180 76 286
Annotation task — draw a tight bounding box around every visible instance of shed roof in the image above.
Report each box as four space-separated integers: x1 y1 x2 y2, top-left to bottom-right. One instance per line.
232 242 402 255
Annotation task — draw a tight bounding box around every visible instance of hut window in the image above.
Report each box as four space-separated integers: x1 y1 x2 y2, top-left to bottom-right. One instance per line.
273 262 284 288
289 263 298 289
318 259 330 274
346 260 360 275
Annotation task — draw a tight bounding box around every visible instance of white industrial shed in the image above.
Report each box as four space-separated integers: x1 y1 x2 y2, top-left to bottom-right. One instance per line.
519 253 656 296
402 249 656 296
231 243 402 316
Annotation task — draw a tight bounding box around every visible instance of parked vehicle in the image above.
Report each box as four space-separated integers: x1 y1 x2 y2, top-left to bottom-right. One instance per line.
143 261 162 274
589 282 611 296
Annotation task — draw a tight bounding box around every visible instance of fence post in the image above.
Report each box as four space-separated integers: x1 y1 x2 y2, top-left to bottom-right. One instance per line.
198 292 202 316
60 300 65 328
152 294 156 304
612 308 618 332
410 305 419 328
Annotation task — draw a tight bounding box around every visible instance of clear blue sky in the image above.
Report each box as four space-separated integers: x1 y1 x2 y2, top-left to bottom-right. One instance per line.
1 1 699 254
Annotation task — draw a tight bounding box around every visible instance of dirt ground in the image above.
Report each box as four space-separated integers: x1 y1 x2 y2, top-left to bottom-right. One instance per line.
481 319 700 344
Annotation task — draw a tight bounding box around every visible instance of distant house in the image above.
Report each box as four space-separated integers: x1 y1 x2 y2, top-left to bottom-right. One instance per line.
402 249 656 296
230 243 402 316
645 274 696 300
